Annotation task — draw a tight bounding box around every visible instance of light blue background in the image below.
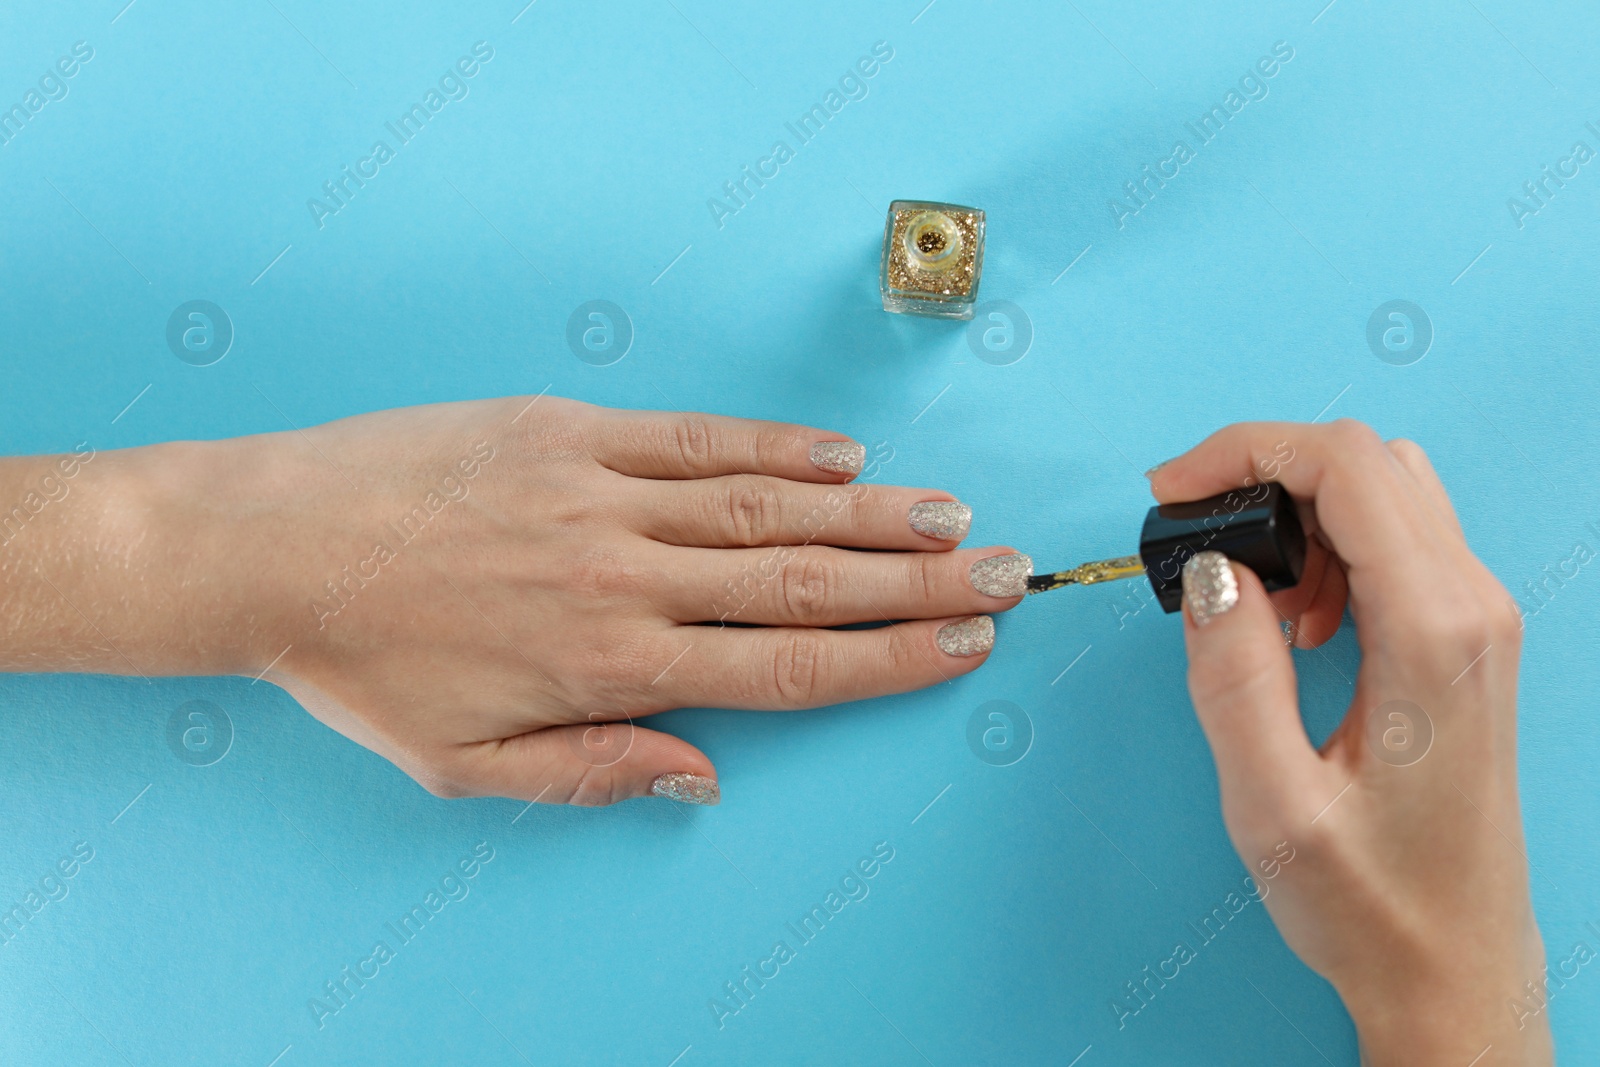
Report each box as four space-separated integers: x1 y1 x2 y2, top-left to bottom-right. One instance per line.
3 0 1598 1063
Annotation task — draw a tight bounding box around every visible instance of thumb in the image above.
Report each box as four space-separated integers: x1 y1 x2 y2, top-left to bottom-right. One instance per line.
468 721 720 807
1180 551 1328 835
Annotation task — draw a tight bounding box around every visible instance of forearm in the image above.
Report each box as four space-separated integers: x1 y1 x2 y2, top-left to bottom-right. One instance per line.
0 439 279 677
1347 941 1555 1066
1354 1004 1554 1066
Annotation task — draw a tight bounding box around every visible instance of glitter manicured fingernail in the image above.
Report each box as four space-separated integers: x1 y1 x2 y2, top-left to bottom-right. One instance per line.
1182 551 1239 625
650 773 720 805
969 553 1032 597
809 441 865 475
909 501 971 541
936 615 994 656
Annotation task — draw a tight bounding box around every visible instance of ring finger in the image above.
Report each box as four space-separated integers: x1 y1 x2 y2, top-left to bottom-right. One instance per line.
653 613 1000 712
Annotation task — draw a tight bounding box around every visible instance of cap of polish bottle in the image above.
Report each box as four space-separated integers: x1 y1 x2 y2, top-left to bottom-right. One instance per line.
1027 483 1308 613
1138 483 1308 612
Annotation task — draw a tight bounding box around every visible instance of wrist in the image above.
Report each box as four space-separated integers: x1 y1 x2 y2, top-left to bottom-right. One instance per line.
1342 948 1554 1066
98 435 300 677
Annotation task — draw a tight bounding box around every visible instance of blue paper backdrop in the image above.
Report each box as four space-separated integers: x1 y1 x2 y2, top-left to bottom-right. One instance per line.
2 0 1598 1063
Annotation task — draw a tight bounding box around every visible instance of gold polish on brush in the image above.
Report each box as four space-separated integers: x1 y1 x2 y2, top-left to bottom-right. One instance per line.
1024 484 1309 609
1025 554 1145 594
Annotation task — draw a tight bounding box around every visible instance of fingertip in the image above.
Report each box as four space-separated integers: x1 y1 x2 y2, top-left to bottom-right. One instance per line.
808 440 866 480
908 499 972 543
1180 556 1294 662
626 729 718 804
934 614 996 659
1181 551 1244 628
649 771 721 806
1292 555 1349 648
1145 454 1202 503
898 492 966 550
967 548 1032 601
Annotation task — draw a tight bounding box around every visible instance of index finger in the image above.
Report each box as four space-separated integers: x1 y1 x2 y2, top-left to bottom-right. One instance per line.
587 407 878 483
1147 419 1443 618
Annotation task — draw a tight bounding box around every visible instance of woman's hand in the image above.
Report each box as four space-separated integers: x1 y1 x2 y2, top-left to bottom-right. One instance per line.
0 396 1027 806
1151 420 1551 1065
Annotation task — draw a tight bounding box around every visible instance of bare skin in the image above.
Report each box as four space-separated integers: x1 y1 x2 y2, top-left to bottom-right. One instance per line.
0 404 1551 1061
1155 420 1552 1066
0 396 1020 804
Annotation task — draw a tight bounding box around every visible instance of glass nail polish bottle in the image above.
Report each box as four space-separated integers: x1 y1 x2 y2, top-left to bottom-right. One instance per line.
879 200 985 319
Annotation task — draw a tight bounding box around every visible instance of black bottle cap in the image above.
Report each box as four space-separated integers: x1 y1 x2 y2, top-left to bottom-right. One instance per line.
1138 482 1307 613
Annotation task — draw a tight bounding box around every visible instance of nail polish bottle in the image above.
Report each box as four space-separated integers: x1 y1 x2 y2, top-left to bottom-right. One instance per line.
880 200 985 319
1026 483 1309 612
1137 483 1307 612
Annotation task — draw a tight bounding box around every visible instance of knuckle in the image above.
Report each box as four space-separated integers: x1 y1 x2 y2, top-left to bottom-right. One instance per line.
672 415 718 472
911 553 941 603
580 631 660 685
1489 596 1526 648
1473 575 1526 650
752 425 800 472
838 479 872 510
821 481 864 527
1386 437 1427 465
724 482 783 546
1327 418 1384 456
547 487 601 528
567 543 647 599
562 762 623 807
883 625 923 678
1442 607 1496 657
1410 597 1499 672
519 400 592 463
771 632 826 706
777 554 833 624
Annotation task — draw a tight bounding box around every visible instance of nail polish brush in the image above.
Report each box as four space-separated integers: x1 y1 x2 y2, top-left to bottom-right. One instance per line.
1026 483 1308 612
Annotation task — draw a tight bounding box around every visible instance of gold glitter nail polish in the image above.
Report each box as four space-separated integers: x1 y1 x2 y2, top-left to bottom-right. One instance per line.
936 615 995 656
1182 551 1239 625
809 441 866 475
880 200 985 319
969 553 1033 597
908 500 972 542
651 773 721 805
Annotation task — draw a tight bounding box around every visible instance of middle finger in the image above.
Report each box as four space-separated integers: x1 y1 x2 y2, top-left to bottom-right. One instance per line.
628 473 974 550
656 544 1031 626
